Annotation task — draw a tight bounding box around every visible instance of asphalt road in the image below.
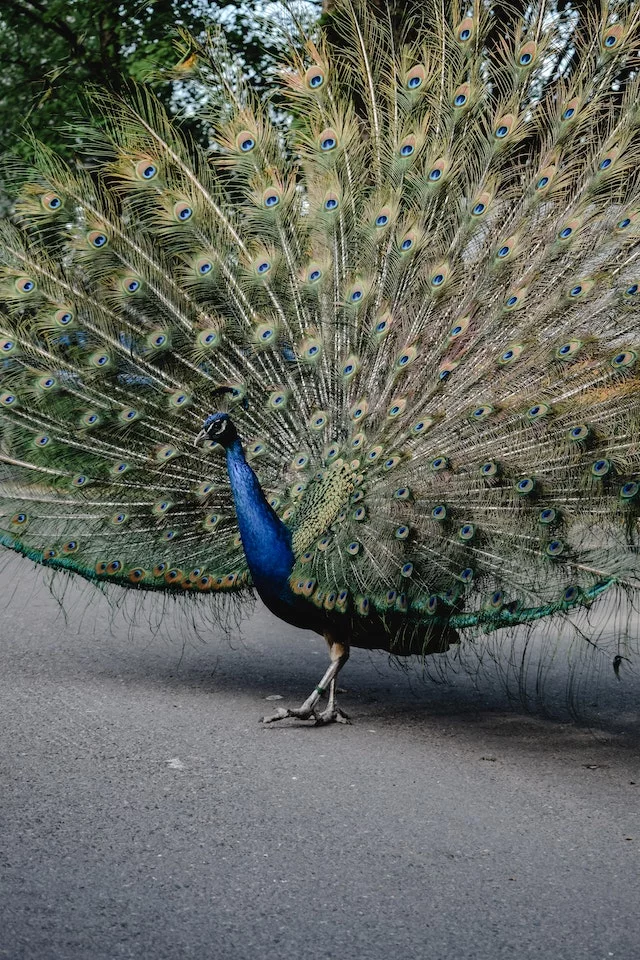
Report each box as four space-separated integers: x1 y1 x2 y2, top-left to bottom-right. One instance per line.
1 556 639 960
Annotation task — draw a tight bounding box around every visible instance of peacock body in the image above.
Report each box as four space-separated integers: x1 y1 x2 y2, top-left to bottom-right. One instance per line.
0 0 638 722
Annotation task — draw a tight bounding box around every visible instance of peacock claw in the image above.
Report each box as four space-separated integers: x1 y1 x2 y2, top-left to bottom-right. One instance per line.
315 705 351 726
261 705 319 724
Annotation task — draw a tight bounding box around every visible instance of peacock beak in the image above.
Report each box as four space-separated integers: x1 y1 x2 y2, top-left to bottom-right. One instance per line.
194 429 207 446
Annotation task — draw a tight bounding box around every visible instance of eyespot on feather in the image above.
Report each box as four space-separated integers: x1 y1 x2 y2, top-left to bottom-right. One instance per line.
601 24 624 52
596 147 620 174
427 158 447 184
565 279 594 300
349 399 369 422
610 349 636 369
54 308 74 327
405 65 426 91
503 287 527 311
41 192 63 211
15 276 36 295
121 275 142 295
448 315 470 341
262 186 282 209
135 159 159 181
498 343 524 365
429 263 450 291
398 135 417 159
452 83 470 109
236 130 257 153
457 17 475 43
561 98 580 122
535 165 556 192
323 190 340 212
86 230 108 249
494 114 515 141
494 235 518 263
318 127 338 152
470 191 492 217
173 201 193 222
516 41 537 67
305 65 326 90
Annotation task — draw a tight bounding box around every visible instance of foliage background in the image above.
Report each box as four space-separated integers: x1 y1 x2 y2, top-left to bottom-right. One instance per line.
0 0 320 162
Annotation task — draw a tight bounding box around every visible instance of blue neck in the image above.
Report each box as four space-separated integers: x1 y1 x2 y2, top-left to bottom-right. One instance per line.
225 439 295 603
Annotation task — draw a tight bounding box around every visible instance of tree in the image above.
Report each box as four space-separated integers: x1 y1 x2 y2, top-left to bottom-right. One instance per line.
0 1 319 161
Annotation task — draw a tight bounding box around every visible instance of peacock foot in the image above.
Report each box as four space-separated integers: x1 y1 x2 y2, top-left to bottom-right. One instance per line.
261 704 319 724
314 704 351 725
262 638 351 726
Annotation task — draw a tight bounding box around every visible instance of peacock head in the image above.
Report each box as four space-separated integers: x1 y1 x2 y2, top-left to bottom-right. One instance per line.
194 413 238 448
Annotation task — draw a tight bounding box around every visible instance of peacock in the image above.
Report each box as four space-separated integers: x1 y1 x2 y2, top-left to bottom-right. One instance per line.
0 0 638 725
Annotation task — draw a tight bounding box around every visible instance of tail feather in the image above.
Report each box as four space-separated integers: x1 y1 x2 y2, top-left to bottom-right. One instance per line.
0 0 638 642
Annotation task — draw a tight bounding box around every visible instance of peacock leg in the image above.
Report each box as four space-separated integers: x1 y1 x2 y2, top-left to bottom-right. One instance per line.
262 637 350 725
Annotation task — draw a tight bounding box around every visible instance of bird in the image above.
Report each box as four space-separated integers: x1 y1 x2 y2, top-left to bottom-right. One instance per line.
0 0 638 725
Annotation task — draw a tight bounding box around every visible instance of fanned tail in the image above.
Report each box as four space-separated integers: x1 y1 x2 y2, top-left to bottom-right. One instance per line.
0 0 638 655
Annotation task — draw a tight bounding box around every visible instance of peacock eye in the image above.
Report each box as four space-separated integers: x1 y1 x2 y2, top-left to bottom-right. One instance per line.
604 34 617 47
431 273 444 286
472 202 485 215
517 478 535 494
599 158 612 170
407 76 421 89
539 508 556 523
350 289 363 302
324 197 338 210
454 93 467 106
174 202 193 221
559 226 572 239
562 107 575 120
591 458 611 477
321 136 336 151
44 194 62 209
617 218 631 229
400 143 414 157
241 137 255 152
621 481 639 499
569 285 582 297
546 541 564 557
497 245 510 258
506 296 518 307
537 176 549 189
495 125 509 138
375 214 388 227
519 52 532 64
309 74 323 88
459 28 471 40
428 168 441 181
264 193 279 207
401 238 413 250
309 269 322 282
625 284 638 296
199 261 212 275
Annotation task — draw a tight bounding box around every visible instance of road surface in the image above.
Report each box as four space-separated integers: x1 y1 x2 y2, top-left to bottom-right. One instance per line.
1 556 638 960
